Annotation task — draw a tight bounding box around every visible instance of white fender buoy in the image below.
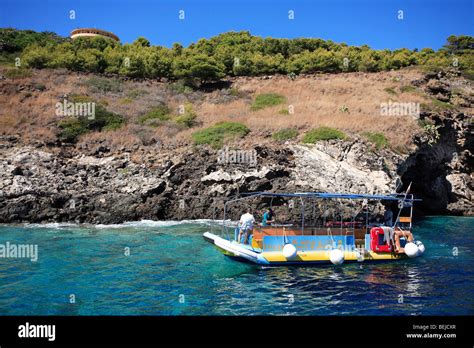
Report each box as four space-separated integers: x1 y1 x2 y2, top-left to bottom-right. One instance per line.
283 243 297 259
404 242 419 258
414 240 425 255
329 249 344 265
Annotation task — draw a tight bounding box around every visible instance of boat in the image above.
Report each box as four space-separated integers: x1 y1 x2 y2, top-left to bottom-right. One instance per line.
203 191 425 266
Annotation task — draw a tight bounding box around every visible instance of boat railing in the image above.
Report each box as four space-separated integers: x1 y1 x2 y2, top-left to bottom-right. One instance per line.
216 191 420 242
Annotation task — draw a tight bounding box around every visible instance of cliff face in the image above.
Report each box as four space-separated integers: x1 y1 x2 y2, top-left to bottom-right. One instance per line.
0 68 472 223
399 71 473 215
0 131 471 224
399 111 473 215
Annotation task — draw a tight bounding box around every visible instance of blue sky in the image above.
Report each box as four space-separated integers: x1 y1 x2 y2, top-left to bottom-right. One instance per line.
0 0 472 50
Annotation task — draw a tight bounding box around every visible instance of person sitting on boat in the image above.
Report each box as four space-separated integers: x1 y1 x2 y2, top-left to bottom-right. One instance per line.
261 208 274 226
394 227 414 254
237 210 255 244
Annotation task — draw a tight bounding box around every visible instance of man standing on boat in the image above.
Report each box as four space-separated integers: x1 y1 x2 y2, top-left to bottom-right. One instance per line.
237 210 255 244
261 208 275 226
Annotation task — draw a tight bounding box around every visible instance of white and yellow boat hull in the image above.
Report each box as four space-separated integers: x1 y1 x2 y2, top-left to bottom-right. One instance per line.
203 232 417 266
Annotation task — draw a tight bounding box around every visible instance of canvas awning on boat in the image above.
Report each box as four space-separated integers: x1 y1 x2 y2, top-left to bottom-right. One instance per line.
237 191 421 201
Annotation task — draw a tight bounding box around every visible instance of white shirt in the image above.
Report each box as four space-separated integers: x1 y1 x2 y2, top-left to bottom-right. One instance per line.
239 213 255 230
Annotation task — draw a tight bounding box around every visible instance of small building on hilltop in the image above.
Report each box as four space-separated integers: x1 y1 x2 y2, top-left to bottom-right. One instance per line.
70 28 120 42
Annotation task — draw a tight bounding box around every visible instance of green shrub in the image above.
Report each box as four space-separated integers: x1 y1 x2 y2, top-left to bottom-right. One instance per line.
88 105 125 131
229 87 244 97
173 53 225 85
57 105 125 142
362 132 388 149
175 104 197 128
176 113 197 127
400 85 416 93
0 52 16 67
33 83 46 91
272 128 298 141
120 97 133 104
423 124 441 146
431 98 455 110
443 35 474 53
417 118 434 128
0 28 65 53
68 94 110 108
384 87 398 95
68 94 94 103
20 44 52 68
251 93 286 111
138 105 170 124
57 118 88 143
4 68 32 79
339 105 349 113
168 80 195 93
302 127 346 143
192 122 250 148
421 98 455 112
127 89 149 99
86 76 123 94
279 108 290 115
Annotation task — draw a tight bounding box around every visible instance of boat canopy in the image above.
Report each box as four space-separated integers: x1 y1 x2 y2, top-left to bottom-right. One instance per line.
237 191 421 201
216 190 420 242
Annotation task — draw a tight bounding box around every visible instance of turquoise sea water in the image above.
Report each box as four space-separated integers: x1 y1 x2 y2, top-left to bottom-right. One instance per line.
0 217 472 315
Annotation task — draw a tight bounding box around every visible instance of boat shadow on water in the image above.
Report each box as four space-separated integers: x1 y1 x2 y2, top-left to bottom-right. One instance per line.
251 260 427 300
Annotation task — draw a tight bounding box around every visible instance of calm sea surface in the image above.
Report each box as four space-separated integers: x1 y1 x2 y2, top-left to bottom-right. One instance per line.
0 216 472 315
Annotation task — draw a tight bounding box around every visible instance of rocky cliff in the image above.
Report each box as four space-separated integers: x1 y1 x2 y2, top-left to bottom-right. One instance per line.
0 130 471 224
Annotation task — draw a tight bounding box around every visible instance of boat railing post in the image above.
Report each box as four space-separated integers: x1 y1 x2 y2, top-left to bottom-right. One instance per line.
392 181 412 230
338 199 343 234
365 204 369 234
323 201 327 227
350 198 355 241
212 205 217 234
223 200 229 240
300 197 305 235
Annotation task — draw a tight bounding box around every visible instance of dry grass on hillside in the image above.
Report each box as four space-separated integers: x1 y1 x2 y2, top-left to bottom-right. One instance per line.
0 67 437 150
198 69 428 148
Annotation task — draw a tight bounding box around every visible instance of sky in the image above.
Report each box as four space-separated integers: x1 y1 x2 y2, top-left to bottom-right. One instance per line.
0 0 472 50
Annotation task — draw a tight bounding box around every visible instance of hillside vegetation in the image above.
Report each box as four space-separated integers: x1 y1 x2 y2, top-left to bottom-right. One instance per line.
0 29 472 153
1 29 473 83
